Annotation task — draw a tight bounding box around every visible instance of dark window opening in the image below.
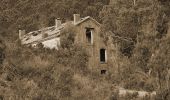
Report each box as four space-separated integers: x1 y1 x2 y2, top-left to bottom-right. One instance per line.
100 49 106 63
101 70 107 75
86 28 92 44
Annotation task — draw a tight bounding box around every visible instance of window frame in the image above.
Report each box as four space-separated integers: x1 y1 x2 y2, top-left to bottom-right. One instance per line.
85 28 94 45
100 48 107 63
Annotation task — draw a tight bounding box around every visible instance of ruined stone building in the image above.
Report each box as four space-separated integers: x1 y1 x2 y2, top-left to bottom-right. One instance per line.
19 14 116 74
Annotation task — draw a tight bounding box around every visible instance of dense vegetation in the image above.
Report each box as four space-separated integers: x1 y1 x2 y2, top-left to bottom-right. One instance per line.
100 0 170 99
0 0 109 39
0 0 170 100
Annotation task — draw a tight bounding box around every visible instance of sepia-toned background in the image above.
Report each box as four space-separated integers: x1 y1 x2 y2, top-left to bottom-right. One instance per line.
0 0 170 100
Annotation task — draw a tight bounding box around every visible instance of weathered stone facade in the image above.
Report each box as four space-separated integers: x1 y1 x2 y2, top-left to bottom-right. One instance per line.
73 16 113 72
19 14 115 73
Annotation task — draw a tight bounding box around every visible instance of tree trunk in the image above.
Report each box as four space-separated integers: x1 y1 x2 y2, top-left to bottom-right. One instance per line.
156 72 161 90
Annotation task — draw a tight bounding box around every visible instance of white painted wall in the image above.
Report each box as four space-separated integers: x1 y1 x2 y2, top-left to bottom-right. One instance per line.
42 38 60 49
118 88 156 98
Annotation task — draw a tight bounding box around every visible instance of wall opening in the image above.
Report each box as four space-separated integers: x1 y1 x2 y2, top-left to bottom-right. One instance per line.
100 49 107 63
101 70 107 75
86 28 93 44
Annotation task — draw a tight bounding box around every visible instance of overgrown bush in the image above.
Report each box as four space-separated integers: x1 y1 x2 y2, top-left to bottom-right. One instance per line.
155 88 170 100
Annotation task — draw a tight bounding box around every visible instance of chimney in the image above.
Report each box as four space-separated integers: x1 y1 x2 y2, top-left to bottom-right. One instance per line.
74 14 80 24
55 18 62 28
19 30 26 39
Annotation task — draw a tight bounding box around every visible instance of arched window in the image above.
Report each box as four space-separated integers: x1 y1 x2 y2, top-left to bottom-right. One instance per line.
100 49 107 63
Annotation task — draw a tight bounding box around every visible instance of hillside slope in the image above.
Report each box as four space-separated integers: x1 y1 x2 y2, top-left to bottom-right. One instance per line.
0 0 170 100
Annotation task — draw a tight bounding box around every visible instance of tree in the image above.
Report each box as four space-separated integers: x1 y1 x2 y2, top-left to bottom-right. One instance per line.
149 37 170 90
